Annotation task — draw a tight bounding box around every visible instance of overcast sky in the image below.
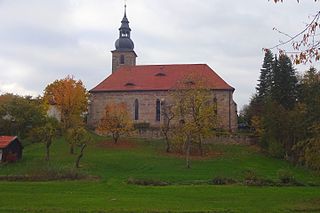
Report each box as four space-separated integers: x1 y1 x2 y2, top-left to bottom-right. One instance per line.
0 0 318 109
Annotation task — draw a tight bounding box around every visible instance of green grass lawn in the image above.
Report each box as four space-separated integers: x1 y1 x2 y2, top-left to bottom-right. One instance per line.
0 136 319 212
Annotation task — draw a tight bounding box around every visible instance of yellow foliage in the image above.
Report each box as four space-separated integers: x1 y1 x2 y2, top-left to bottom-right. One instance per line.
251 116 264 137
171 74 217 145
97 102 133 143
43 76 88 130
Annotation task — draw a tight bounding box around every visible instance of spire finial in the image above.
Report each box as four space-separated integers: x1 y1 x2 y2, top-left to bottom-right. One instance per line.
124 0 127 16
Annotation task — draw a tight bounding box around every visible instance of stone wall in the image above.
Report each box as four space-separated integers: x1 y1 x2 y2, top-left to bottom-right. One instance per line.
133 129 257 145
88 90 238 132
111 51 137 73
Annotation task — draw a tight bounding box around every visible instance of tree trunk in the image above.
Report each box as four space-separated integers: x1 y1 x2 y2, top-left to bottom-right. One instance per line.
70 144 74 154
75 144 87 168
113 133 119 144
198 135 203 156
165 133 171 153
45 141 51 161
185 137 191 169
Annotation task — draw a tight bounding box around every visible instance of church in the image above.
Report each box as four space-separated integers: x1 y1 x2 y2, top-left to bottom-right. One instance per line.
87 6 238 132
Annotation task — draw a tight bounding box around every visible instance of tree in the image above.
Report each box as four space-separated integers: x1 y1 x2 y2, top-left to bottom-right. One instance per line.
269 0 320 64
248 52 300 160
0 94 47 138
294 123 320 171
298 67 320 126
97 103 133 144
257 49 274 101
67 127 92 168
32 120 57 161
261 100 289 158
43 76 88 131
160 101 175 153
66 124 87 154
271 54 298 110
171 75 217 167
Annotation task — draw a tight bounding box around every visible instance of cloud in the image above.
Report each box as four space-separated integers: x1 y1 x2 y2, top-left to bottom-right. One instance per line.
0 82 38 97
0 0 319 109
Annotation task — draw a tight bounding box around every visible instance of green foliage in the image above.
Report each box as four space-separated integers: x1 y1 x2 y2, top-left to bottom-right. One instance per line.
127 177 170 186
271 55 298 110
277 169 295 184
267 138 285 158
28 117 60 143
257 49 274 100
304 137 320 171
243 169 258 183
34 121 57 161
0 94 47 138
211 176 237 185
298 67 320 127
261 100 288 158
247 53 320 170
66 127 92 168
294 124 320 171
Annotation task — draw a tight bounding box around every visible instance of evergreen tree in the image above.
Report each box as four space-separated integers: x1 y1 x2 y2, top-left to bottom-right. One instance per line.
298 67 320 127
256 49 274 101
271 54 298 110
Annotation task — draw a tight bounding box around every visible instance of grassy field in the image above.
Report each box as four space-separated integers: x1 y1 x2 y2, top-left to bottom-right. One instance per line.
0 136 319 212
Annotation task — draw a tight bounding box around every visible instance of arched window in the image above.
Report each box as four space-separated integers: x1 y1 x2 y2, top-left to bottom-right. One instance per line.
213 97 218 115
134 99 139 120
120 55 125 64
156 99 161 121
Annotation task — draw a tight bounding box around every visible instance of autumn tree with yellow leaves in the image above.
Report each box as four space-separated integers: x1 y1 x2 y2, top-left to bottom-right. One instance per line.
43 76 88 131
171 75 217 168
66 127 92 168
97 102 133 144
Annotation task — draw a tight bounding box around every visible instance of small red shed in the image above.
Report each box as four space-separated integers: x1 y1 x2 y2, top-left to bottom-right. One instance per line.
0 136 23 163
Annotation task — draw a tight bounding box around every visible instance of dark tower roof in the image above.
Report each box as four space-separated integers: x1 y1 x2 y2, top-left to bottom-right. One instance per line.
115 4 134 51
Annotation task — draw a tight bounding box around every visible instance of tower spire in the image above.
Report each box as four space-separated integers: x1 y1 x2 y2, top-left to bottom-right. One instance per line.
116 2 133 47
111 1 137 73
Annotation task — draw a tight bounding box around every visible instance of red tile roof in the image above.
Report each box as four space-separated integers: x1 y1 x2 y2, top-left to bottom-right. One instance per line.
90 64 234 92
0 136 17 149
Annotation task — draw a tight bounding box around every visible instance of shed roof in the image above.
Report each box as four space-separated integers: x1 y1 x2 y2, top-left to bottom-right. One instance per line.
90 64 234 92
0 136 17 149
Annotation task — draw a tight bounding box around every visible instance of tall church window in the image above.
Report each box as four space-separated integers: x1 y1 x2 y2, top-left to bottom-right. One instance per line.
120 55 125 64
156 99 161 121
134 99 139 120
213 97 218 115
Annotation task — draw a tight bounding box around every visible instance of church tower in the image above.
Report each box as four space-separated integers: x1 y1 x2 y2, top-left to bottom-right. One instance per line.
111 4 137 73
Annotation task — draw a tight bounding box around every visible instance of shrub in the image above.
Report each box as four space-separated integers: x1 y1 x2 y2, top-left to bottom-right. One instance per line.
134 122 150 130
0 166 93 181
267 138 285 158
243 169 258 185
258 178 276 186
242 169 276 186
127 178 169 186
134 122 151 135
211 176 237 185
277 169 295 184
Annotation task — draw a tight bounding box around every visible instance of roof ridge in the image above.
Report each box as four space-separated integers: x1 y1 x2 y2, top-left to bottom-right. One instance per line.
133 63 207 67
90 63 234 92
